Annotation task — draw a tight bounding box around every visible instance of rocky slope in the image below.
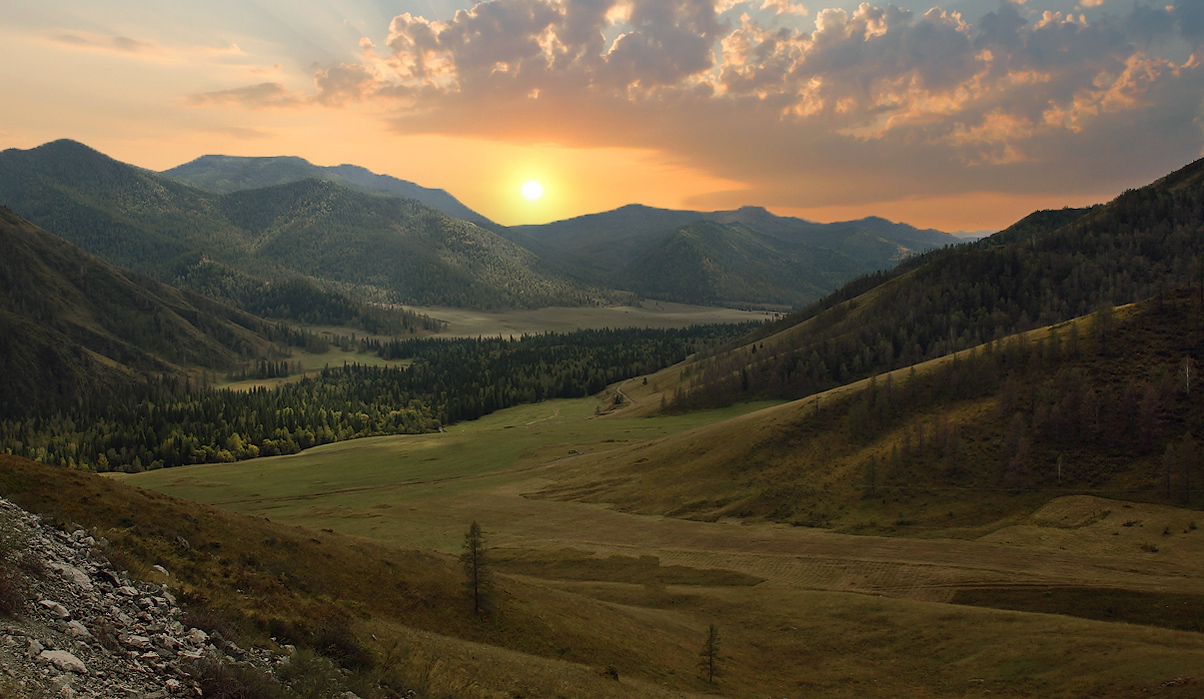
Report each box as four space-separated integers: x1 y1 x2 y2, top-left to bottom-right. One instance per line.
0 496 275 698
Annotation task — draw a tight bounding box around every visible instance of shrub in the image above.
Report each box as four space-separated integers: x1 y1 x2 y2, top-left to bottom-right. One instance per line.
188 655 287 699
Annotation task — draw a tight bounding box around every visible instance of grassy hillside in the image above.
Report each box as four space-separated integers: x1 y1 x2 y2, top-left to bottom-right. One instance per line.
667 157 1202 408
0 140 598 311
114 377 1204 697
535 290 1204 533
0 207 277 418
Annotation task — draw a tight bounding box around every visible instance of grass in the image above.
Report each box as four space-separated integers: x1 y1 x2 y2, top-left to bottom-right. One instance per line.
12 445 1204 698
116 397 780 550
407 300 777 338
51 295 1204 696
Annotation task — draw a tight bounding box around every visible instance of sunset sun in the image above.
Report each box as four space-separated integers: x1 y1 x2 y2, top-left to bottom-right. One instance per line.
522 180 543 201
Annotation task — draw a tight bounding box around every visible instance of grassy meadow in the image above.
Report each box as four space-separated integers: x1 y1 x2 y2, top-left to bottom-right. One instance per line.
109 374 1204 698
406 300 778 337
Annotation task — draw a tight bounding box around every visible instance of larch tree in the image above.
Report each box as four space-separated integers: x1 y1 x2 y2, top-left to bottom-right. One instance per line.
461 520 492 615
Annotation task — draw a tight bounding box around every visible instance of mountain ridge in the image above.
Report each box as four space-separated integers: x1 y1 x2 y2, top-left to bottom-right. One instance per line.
164 153 496 228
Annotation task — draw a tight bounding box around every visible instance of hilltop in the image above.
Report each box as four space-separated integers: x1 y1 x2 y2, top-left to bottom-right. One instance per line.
163 154 496 229
507 203 963 307
0 141 600 313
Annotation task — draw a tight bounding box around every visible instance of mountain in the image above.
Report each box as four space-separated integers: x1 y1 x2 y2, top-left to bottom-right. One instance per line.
654 156 1202 410
506 203 963 307
0 140 596 310
163 154 497 228
617 220 864 306
0 206 275 418
537 285 1204 532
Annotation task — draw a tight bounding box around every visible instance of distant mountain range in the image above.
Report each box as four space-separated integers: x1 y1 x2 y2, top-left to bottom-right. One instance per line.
0 140 596 313
0 139 964 312
164 154 496 229
503 204 960 306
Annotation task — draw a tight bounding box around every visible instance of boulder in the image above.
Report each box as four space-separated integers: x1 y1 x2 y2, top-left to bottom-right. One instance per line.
40 649 88 674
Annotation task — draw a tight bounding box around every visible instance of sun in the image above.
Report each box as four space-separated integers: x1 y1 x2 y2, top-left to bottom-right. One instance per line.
521 180 543 201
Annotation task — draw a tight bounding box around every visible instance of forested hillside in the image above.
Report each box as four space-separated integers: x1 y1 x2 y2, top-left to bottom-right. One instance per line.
540 288 1204 529
164 154 496 228
0 140 599 311
507 204 962 307
667 158 1203 409
0 207 280 418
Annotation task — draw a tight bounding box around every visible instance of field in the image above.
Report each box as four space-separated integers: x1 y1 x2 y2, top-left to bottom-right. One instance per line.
406 300 777 337
118 387 1204 698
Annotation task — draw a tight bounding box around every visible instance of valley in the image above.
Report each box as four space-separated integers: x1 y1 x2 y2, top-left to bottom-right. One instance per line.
109 383 1204 698
3 141 1204 698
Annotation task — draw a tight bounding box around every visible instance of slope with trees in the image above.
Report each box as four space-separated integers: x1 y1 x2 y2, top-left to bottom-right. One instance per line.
0 140 602 312
0 206 282 419
664 158 1201 409
538 287 1204 530
163 154 496 228
505 204 963 307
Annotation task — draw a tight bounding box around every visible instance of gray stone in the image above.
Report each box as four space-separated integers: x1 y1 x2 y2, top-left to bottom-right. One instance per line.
119 634 153 651
40 650 88 674
184 628 208 645
66 621 91 638
49 562 94 591
38 600 71 619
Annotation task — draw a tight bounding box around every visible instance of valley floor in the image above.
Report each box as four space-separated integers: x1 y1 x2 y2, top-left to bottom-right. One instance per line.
116 394 1204 698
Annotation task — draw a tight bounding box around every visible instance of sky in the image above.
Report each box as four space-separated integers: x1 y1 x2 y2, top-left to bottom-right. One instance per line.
0 0 1200 231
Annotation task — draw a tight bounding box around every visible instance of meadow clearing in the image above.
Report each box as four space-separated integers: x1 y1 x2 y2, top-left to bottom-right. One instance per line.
119 386 1204 698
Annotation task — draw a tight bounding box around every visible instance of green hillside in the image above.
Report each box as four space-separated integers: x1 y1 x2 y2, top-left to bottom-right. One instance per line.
164 154 496 228
0 140 599 311
619 220 860 306
507 204 962 307
667 158 1203 408
0 207 276 418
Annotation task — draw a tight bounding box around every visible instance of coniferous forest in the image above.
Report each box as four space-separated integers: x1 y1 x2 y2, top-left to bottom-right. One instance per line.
0 324 754 473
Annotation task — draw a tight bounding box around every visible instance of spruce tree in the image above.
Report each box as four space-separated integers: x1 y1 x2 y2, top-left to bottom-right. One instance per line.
461 521 492 614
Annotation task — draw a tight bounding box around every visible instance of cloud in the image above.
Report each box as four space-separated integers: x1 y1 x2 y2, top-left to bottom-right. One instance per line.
761 0 808 15
49 31 164 57
187 82 304 108
189 0 1204 209
198 126 271 140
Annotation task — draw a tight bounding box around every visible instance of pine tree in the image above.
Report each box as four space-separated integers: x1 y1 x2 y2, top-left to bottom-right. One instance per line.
461 521 492 615
698 623 722 684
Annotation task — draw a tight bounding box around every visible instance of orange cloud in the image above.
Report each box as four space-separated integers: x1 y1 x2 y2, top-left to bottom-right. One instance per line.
182 0 1204 213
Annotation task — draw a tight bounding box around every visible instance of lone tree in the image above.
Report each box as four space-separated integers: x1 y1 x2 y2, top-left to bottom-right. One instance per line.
698 623 721 684
461 521 492 614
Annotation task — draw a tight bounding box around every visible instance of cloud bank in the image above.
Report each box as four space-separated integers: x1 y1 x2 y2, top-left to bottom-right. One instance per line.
190 0 1204 210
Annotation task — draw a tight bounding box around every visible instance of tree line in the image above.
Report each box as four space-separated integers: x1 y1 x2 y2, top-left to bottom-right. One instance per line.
669 169 1204 411
1 323 756 472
